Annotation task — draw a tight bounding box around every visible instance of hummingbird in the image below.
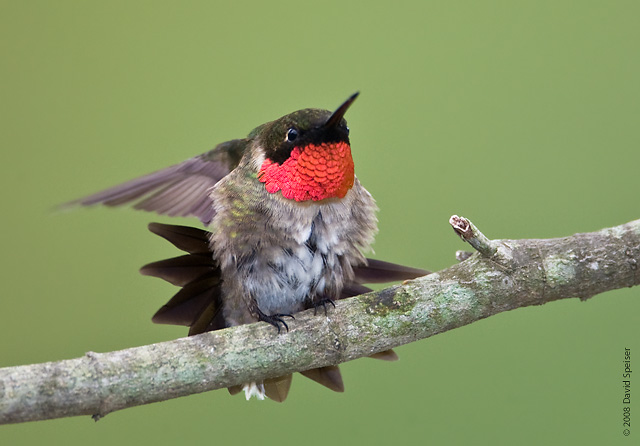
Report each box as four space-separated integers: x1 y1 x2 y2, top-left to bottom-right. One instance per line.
69 93 428 401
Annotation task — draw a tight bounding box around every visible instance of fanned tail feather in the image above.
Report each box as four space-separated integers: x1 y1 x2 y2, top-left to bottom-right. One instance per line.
263 375 293 402
300 366 344 392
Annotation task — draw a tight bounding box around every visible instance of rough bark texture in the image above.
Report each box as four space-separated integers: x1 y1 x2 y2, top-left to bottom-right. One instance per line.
1 217 638 425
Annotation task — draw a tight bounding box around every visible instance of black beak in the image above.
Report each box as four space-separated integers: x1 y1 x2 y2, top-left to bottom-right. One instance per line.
324 92 359 129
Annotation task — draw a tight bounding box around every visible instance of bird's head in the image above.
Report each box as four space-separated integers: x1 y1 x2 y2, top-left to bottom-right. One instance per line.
252 93 359 202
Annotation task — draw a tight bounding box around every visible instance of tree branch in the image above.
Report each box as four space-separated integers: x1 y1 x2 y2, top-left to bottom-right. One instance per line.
1 217 639 425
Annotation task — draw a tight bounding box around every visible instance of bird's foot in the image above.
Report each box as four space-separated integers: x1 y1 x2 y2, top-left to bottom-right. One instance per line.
313 298 336 316
256 308 294 333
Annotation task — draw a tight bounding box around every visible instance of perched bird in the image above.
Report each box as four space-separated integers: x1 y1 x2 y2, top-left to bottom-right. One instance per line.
69 93 428 401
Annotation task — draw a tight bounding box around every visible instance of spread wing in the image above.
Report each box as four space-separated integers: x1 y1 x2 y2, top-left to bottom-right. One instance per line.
63 139 247 225
141 222 430 400
141 223 431 331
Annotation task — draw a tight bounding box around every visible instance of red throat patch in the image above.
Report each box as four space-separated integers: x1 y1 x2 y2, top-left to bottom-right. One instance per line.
258 141 355 201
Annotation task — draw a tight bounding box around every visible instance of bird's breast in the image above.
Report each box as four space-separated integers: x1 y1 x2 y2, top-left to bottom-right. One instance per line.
209 172 378 320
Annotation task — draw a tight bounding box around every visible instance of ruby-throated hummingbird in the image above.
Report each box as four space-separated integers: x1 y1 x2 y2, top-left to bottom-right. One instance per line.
68 93 428 401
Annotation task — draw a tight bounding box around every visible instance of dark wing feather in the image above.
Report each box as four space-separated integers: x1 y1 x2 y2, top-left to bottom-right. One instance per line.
353 258 429 284
188 298 226 336
141 223 225 332
151 275 221 327
63 139 246 225
340 283 373 299
147 222 211 254
140 254 215 286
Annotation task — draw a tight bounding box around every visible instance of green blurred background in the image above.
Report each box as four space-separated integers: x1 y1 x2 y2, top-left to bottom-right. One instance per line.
1 1 639 444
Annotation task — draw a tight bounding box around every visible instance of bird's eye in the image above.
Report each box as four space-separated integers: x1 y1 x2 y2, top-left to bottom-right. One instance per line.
346 126 350 135
286 128 298 142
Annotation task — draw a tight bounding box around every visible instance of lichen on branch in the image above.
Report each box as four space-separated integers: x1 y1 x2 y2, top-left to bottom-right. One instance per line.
1 217 638 425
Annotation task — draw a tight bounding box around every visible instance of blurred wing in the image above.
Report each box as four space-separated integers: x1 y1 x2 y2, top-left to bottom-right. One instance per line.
63 139 247 225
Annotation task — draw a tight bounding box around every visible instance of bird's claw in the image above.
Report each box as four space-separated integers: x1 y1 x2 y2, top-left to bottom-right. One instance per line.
257 309 294 333
313 298 336 316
